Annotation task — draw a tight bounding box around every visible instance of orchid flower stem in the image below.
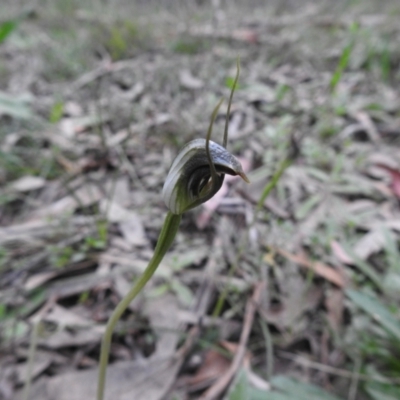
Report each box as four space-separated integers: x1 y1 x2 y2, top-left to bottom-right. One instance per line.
97 211 182 400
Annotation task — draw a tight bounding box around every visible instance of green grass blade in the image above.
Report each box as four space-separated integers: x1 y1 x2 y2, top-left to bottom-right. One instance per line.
365 382 400 400
271 376 343 400
346 289 400 341
0 20 17 44
330 22 358 93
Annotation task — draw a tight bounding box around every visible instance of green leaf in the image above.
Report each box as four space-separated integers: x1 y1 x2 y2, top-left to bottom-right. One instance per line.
147 283 169 298
228 369 288 400
225 76 241 90
0 303 6 320
346 290 400 341
0 20 18 44
49 101 64 123
275 84 290 102
271 376 343 400
1 320 29 341
228 372 344 400
330 22 359 92
228 369 249 400
341 245 383 290
365 382 400 400
294 194 322 220
170 279 194 306
0 8 33 45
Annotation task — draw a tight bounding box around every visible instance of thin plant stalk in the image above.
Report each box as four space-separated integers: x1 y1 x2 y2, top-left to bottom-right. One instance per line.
97 212 181 400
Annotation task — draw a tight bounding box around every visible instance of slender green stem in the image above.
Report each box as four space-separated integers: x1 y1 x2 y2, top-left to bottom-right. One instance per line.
223 58 240 148
260 318 274 380
256 157 292 215
205 97 224 186
97 211 182 400
212 259 238 318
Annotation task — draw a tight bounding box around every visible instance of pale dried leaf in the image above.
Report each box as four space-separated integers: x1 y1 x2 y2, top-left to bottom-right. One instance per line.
15 357 181 400
179 69 204 90
100 200 147 246
39 304 93 329
24 272 58 291
353 110 380 142
143 294 181 359
114 273 142 311
58 114 110 138
353 229 386 260
14 359 51 385
35 184 102 217
331 240 353 264
63 101 83 117
39 325 106 349
262 275 323 330
11 176 46 192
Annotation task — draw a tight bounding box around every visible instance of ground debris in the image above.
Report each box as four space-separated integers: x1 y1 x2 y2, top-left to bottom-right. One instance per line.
1 2 400 399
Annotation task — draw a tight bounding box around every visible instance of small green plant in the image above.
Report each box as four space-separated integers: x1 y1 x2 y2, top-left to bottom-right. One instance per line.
96 60 249 400
0 19 18 44
0 8 33 45
49 101 64 123
102 20 151 61
50 245 74 268
342 232 400 398
171 37 208 54
330 22 359 93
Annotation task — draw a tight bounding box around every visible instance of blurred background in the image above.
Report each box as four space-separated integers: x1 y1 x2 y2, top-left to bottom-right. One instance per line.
1 1 400 399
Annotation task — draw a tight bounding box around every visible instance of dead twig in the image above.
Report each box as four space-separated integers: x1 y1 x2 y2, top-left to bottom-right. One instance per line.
199 281 265 400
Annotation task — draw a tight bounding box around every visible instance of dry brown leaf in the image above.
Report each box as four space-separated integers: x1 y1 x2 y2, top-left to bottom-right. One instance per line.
275 247 346 287
186 349 231 390
220 341 251 366
184 320 254 394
